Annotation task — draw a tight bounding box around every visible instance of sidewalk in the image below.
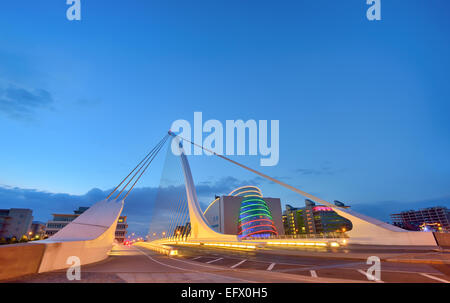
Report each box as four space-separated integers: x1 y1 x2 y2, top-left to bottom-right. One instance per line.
257 246 450 265
384 251 450 264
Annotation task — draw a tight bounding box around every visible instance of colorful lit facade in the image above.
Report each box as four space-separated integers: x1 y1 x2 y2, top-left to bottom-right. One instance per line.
231 186 278 239
283 199 352 235
390 206 450 232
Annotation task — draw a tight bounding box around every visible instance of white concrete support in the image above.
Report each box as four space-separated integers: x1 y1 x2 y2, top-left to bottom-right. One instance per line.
332 207 437 246
36 198 124 272
178 140 237 241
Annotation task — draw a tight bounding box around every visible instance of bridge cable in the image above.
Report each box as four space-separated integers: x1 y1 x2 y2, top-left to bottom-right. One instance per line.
165 196 181 240
171 197 188 240
168 131 334 207
167 197 184 239
122 134 170 200
115 134 169 200
107 133 170 200
173 197 188 240
178 200 190 240
146 136 187 240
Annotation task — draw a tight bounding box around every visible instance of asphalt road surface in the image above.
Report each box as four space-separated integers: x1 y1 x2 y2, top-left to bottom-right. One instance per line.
9 244 450 283
171 244 450 283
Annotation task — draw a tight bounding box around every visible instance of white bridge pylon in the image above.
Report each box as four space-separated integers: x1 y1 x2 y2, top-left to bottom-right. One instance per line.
178 140 237 242
171 134 437 247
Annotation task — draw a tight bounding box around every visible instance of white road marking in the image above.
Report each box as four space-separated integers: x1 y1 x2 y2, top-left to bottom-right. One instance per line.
135 247 195 272
206 258 223 264
191 256 202 260
134 247 255 283
267 263 276 271
231 259 247 269
420 273 450 283
310 270 318 278
342 267 445 275
276 261 364 273
357 269 384 283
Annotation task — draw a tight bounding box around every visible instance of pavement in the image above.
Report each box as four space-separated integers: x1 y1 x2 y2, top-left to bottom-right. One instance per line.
9 245 364 283
254 244 450 264
8 244 450 283
263 245 450 265
166 244 450 283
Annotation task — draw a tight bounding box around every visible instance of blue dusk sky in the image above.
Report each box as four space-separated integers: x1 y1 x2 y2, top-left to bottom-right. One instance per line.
0 1 449 236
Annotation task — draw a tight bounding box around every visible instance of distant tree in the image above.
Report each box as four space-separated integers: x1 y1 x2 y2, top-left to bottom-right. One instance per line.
19 235 28 243
9 237 18 244
0 237 7 245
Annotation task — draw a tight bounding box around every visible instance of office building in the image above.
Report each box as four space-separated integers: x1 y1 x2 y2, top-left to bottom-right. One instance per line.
29 221 47 239
115 216 128 242
46 206 128 242
390 206 450 232
283 199 352 235
0 208 34 239
173 222 191 238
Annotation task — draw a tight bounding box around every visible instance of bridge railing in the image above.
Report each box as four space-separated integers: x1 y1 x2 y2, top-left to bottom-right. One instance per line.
242 232 349 240
151 232 349 243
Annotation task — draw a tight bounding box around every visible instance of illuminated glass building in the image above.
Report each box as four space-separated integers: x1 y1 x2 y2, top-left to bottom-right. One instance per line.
204 186 284 236
283 199 352 235
233 186 278 239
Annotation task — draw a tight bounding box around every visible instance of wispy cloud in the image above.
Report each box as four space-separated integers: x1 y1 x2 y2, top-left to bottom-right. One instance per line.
196 176 263 197
0 176 265 237
0 84 54 120
1 184 449 236
295 168 326 175
295 162 343 176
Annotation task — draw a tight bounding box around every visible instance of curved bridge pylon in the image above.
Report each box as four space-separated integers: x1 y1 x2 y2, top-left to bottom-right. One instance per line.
168 132 438 247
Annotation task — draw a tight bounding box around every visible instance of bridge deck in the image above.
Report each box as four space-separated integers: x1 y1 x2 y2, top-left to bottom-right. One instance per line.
8 244 450 283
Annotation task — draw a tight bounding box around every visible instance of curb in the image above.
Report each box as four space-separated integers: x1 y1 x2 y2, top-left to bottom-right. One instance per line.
384 258 450 265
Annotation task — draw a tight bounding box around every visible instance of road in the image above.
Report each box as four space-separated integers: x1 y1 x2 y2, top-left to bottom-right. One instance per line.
9 244 450 283
171 244 450 283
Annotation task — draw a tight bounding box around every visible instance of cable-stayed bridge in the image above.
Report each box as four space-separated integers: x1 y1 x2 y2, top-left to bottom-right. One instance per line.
145 131 436 247
1 132 448 283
